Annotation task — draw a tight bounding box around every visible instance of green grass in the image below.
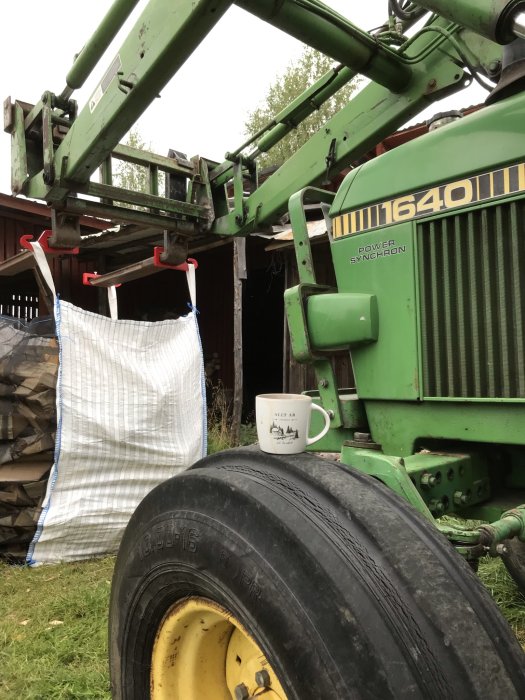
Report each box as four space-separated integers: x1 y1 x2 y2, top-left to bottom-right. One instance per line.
478 556 525 649
207 421 257 454
0 557 115 700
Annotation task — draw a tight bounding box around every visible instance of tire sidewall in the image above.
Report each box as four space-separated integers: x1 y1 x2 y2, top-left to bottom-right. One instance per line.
111 487 346 699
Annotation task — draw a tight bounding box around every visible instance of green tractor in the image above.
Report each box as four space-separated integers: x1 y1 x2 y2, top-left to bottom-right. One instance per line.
5 0 525 697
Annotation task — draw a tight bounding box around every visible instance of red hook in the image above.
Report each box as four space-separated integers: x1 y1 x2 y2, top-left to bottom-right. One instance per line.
20 229 79 255
82 272 121 288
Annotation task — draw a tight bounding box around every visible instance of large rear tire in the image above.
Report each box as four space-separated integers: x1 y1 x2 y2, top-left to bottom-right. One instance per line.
109 447 525 699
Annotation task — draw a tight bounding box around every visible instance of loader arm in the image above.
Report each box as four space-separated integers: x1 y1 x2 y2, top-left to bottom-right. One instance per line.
3 0 523 252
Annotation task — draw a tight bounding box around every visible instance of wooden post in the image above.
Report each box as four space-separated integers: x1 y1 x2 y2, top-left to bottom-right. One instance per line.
231 238 246 445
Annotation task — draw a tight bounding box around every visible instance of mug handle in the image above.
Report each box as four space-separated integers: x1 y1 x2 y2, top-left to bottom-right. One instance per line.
306 403 331 446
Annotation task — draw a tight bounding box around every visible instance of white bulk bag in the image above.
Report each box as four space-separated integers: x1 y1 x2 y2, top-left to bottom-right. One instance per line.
27 242 206 565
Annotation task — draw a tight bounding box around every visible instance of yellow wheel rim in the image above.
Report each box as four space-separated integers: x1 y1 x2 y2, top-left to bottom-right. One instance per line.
150 596 288 699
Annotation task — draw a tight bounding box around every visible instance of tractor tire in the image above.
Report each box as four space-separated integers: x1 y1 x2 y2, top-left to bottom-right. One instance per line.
501 538 525 594
109 447 525 700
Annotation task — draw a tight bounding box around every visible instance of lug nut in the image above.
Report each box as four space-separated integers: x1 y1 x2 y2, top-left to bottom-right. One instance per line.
496 543 508 556
255 669 271 688
429 499 445 515
234 683 250 700
453 490 470 506
421 472 437 489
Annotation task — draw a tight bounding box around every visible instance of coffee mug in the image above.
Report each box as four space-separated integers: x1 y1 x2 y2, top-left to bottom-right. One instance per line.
256 393 331 455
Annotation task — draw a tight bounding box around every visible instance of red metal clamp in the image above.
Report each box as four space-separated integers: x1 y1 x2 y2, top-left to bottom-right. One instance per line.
20 229 80 255
82 272 121 288
153 247 198 271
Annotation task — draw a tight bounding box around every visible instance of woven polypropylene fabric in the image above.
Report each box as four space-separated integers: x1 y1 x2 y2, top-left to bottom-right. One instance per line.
28 299 206 564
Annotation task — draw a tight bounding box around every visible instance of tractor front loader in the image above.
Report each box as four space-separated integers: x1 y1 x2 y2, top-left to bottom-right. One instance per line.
4 0 525 697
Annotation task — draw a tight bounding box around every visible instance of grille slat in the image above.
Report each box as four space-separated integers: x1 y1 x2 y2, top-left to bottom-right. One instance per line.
442 218 456 396
419 201 525 399
510 206 525 395
466 211 483 396
453 215 468 396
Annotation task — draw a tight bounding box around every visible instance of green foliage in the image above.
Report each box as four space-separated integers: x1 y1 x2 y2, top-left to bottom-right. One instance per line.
207 381 232 454
245 46 360 168
112 129 165 207
113 128 149 194
206 381 257 454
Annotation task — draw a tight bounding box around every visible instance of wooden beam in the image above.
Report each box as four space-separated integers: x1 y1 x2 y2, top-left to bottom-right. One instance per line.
0 251 34 276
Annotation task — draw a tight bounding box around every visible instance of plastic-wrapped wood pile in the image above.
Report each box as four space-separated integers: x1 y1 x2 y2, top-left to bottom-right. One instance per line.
0 316 57 562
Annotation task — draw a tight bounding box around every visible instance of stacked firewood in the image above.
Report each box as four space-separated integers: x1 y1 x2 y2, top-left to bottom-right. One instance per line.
0 318 57 562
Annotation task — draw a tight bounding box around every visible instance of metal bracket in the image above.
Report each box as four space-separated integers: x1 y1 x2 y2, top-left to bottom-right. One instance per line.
82 272 121 288
341 446 434 521
50 209 81 250
153 247 198 271
156 231 189 267
20 229 79 255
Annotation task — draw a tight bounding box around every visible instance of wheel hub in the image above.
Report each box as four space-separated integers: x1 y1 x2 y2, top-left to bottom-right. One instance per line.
150 596 287 699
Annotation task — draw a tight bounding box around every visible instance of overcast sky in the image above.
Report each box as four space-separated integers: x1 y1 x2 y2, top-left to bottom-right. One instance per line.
0 1 487 195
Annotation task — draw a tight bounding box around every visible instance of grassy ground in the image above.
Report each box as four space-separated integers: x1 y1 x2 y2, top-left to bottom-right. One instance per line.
0 555 524 699
478 556 525 649
0 557 115 700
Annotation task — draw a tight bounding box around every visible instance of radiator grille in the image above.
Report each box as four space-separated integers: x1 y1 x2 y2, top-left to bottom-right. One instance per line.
418 201 525 398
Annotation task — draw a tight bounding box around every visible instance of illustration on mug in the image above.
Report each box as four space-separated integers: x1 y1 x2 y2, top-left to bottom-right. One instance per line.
269 420 299 443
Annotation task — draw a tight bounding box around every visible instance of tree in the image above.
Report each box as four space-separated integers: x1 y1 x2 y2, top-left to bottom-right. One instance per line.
112 128 165 208
244 46 361 168
113 128 149 194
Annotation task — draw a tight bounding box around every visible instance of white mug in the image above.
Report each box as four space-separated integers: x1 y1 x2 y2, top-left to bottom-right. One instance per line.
256 393 331 455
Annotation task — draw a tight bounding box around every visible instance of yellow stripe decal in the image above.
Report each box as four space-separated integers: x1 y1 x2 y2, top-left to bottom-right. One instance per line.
331 162 525 239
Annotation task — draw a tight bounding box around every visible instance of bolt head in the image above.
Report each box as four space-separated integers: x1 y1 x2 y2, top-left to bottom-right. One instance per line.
255 668 271 688
421 473 436 488
454 490 471 506
234 683 250 700
429 499 444 514
255 669 271 688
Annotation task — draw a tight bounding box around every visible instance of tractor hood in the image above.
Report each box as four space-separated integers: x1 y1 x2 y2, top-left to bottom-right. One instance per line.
331 90 525 218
